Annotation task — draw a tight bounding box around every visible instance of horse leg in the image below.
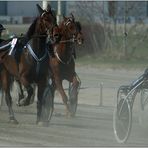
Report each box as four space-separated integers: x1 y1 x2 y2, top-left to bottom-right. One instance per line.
36 85 42 124
2 69 18 124
15 80 24 105
18 75 33 106
49 78 56 114
18 81 24 100
18 85 33 106
55 78 72 116
3 55 26 106
68 73 81 116
16 82 35 106
49 78 61 117
5 91 18 124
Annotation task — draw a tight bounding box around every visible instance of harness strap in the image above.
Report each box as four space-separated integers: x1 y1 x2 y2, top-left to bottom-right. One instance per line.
8 38 18 55
0 42 11 50
27 44 47 62
27 44 48 76
59 38 76 43
54 47 73 65
54 48 66 64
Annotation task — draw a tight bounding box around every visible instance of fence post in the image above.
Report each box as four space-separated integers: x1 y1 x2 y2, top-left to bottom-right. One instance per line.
99 82 103 107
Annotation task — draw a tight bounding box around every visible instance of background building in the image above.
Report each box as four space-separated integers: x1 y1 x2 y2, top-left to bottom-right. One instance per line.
0 1 66 24
0 1 148 24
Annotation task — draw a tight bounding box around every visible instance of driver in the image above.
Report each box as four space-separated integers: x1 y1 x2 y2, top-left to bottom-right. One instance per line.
0 24 6 44
0 24 28 63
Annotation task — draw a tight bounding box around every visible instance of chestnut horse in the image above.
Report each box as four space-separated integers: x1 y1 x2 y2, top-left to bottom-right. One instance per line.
0 4 56 125
49 14 84 116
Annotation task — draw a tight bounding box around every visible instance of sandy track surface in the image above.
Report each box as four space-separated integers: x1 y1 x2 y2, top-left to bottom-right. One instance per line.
0 66 148 147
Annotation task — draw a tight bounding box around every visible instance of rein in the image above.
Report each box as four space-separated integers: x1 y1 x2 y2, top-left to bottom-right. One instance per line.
59 38 77 43
31 34 47 38
53 19 77 64
0 42 11 50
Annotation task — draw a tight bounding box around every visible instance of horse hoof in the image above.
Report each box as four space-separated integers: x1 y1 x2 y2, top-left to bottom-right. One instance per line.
16 101 21 106
18 99 30 106
53 112 62 117
9 118 19 124
70 113 75 117
37 121 49 127
66 112 74 118
29 100 34 105
16 101 19 106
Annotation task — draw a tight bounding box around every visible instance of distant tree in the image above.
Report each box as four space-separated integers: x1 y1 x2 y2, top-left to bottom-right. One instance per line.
66 1 148 59
72 1 106 55
108 1 116 18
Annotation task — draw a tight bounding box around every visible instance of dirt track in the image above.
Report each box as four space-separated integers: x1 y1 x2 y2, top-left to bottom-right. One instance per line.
0 66 148 147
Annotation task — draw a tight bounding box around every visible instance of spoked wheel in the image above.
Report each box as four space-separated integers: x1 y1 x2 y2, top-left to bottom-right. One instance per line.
68 83 78 116
0 90 4 109
41 85 54 124
113 98 132 144
140 88 148 110
68 76 81 116
30 84 36 104
139 88 148 127
69 96 78 116
117 85 130 104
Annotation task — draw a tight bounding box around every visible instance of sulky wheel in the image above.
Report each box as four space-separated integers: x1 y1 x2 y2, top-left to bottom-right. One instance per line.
68 75 81 116
138 88 148 128
0 90 4 109
41 85 54 125
140 88 148 111
117 85 130 105
68 83 78 116
113 98 132 143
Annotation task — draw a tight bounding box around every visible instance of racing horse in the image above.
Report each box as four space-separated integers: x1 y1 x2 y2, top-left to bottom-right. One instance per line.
49 14 84 116
0 4 56 125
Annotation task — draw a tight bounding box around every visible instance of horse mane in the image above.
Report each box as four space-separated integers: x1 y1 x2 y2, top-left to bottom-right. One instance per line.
25 17 38 40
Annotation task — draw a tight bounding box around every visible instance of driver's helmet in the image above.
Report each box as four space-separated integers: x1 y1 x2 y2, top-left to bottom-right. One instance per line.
0 24 6 31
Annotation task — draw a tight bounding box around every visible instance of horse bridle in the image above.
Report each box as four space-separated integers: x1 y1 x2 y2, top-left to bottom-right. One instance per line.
40 10 57 35
53 18 78 65
26 12 56 73
63 18 77 42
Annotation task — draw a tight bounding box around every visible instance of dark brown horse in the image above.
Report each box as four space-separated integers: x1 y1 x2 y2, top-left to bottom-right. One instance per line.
49 14 84 116
0 4 56 125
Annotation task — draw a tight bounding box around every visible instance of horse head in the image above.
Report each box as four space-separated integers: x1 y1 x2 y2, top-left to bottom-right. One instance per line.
36 4 57 34
59 14 83 45
59 14 77 40
51 25 61 43
75 21 84 45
